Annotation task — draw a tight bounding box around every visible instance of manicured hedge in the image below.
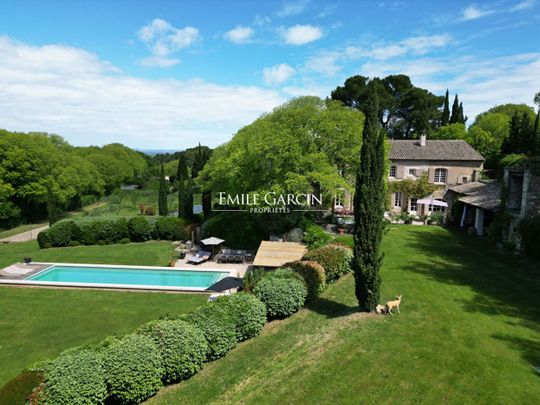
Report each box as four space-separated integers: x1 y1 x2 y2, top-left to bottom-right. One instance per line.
128 217 153 242
137 320 207 383
102 334 164 404
47 221 73 247
303 244 352 282
41 349 107 405
216 293 267 341
153 217 189 241
37 229 51 249
254 276 307 319
37 216 190 248
186 302 238 361
283 260 326 301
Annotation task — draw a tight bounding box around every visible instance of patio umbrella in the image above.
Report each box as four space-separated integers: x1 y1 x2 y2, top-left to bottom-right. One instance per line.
416 198 448 207
200 237 225 259
207 276 243 292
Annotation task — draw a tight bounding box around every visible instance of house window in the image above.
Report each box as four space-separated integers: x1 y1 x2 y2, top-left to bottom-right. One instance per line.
389 166 396 178
461 176 469 184
410 198 418 211
408 168 417 177
434 168 447 183
393 192 402 208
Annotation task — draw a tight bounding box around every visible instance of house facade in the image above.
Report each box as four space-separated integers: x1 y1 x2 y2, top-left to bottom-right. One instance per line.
388 135 484 217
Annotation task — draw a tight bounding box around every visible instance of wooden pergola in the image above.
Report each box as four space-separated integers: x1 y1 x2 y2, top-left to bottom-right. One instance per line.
252 241 308 268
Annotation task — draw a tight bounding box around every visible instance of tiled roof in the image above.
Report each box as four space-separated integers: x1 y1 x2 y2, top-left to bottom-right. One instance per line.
389 140 484 161
447 181 501 211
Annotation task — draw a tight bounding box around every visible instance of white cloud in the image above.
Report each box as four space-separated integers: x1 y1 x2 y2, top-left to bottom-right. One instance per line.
304 51 342 75
224 26 254 44
303 34 451 77
137 18 201 67
263 63 296 85
460 4 495 20
253 15 271 26
277 0 310 17
0 36 285 149
280 25 323 45
510 0 536 11
358 53 540 122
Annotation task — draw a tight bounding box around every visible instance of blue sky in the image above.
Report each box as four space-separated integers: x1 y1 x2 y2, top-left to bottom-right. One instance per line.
0 0 539 149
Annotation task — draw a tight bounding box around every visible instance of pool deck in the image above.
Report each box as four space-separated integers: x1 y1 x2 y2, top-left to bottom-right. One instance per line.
0 262 51 280
174 258 251 277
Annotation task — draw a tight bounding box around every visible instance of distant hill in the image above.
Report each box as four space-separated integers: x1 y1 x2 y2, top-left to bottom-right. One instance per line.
137 149 179 156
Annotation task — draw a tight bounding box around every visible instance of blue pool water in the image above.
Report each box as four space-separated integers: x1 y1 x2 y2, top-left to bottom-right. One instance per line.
27 265 228 289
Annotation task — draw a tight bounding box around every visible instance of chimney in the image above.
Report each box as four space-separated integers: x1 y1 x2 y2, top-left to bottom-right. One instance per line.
420 133 426 147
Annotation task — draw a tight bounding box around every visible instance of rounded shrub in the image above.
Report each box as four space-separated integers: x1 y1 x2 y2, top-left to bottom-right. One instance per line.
37 229 51 249
48 221 73 247
110 217 129 242
128 216 153 242
253 277 307 319
216 293 267 341
153 217 188 241
78 220 98 245
186 302 237 361
137 320 207 383
102 334 163 404
283 260 326 301
303 244 352 282
264 267 305 282
42 349 107 405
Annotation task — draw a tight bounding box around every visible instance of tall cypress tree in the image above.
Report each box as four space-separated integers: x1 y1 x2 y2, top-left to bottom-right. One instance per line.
458 102 466 124
441 89 450 125
191 143 204 180
352 83 386 312
158 163 168 216
449 94 459 124
533 110 540 156
176 155 190 219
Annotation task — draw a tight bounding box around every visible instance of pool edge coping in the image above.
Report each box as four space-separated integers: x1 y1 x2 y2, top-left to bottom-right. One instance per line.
0 262 236 292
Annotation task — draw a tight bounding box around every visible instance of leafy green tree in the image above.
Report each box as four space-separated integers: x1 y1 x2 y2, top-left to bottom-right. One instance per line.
352 83 385 312
431 123 467 140
199 97 364 205
502 112 534 155
441 89 450 126
158 163 168 216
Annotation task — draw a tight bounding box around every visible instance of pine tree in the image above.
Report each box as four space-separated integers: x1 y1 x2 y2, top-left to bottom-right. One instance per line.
441 89 450 126
158 163 168 216
352 82 386 312
449 94 459 124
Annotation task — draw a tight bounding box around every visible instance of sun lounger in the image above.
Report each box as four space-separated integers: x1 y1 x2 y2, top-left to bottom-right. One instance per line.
187 250 211 264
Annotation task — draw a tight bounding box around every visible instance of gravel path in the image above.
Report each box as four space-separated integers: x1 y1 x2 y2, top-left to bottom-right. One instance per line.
0 225 49 243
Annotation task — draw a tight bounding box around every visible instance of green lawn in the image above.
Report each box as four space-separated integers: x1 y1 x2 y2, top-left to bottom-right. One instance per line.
0 240 178 270
0 240 207 390
148 226 540 404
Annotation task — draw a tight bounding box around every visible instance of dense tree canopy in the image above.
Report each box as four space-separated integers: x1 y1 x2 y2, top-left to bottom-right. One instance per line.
0 130 147 227
197 96 364 206
331 74 443 139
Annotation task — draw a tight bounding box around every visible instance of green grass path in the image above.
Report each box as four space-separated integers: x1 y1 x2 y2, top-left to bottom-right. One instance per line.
149 226 540 404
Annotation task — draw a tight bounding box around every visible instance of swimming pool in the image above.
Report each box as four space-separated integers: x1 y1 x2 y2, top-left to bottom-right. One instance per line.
17 263 232 291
